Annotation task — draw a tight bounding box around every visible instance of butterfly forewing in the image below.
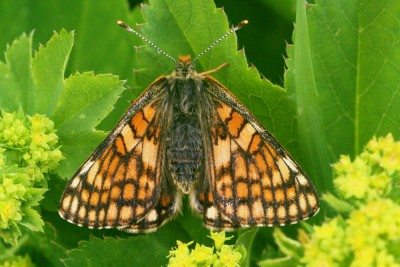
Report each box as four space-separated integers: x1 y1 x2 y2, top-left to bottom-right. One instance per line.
199 77 319 229
59 77 179 232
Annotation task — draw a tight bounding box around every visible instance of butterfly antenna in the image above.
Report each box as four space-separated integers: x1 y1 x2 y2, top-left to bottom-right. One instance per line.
117 20 178 63
192 20 248 63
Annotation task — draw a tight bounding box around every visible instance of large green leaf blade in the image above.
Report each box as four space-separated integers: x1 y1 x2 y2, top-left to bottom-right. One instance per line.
356 0 400 151
290 1 332 193
32 29 74 116
0 33 34 112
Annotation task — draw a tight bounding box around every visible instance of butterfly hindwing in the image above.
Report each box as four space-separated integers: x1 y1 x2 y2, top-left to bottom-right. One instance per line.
59 77 179 232
201 77 320 229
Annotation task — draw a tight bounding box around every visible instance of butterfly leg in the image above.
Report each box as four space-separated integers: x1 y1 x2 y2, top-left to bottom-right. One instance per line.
198 62 230 76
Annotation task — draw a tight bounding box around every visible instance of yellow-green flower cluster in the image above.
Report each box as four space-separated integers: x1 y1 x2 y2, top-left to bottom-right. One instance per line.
23 114 63 183
0 109 62 245
333 134 399 205
301 218 349 267
301 133 400 267
167 231 244 267
303 199 400 267
0 110 30 147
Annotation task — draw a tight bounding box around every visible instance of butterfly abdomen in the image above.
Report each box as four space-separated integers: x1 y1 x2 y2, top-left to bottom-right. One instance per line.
166 78 203 193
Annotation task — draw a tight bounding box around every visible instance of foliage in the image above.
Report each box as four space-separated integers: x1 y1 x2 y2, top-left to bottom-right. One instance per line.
0 0 399 266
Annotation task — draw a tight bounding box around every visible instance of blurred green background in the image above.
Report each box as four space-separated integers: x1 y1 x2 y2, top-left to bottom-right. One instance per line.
0 0 296 87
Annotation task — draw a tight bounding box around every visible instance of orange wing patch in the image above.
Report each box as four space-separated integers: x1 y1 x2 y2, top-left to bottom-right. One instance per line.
206 98 319 228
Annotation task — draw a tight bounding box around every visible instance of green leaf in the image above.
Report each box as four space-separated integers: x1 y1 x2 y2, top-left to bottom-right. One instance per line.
235 229 259 267
287 0 332 193
63 224 190 267
22 223 68 267
19 208 44 232
0 32 34 112
258 256 298 267
322 192 354 213
52 73 124 178
272 228 303 260
24 187 47 207
32 29 74 116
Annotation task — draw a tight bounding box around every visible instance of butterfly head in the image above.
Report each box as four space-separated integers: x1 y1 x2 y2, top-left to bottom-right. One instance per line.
173 55 196 79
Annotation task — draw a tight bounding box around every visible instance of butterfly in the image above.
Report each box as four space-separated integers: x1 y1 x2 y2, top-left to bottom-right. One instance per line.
59 20 319 233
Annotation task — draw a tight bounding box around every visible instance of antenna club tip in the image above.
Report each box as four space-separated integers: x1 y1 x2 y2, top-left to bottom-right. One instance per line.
238 20 249 28
117 20 128 28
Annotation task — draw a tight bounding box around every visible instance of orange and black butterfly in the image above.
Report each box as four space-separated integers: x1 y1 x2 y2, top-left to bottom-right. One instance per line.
59 20 319 233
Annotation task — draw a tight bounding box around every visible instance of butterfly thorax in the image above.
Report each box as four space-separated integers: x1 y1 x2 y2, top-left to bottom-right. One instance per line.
166 55 204 193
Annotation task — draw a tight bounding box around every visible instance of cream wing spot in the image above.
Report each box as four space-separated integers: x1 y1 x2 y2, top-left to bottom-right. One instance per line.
266 206 274 221
272 171 282 186
99 209 105 222
120 206 133 221
88 210 96 223
214 136 231 168
142 136 158 169
121 125 139 152
206 206 218 220
237 205 250 220
235 123 256 150
147 209 158 222
277 205 286 220
298 193 307 212
70 176 82 189
80 161 95 176
61 195 72 211
288 203 298 217
107 202 118 222
307 193 318 208
70 196 79 214
252 200 264 218
296 174 309 186
225 205 234 216
283 156 297 172
277 158 290 182
78 206 86 220
86 161 99 185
